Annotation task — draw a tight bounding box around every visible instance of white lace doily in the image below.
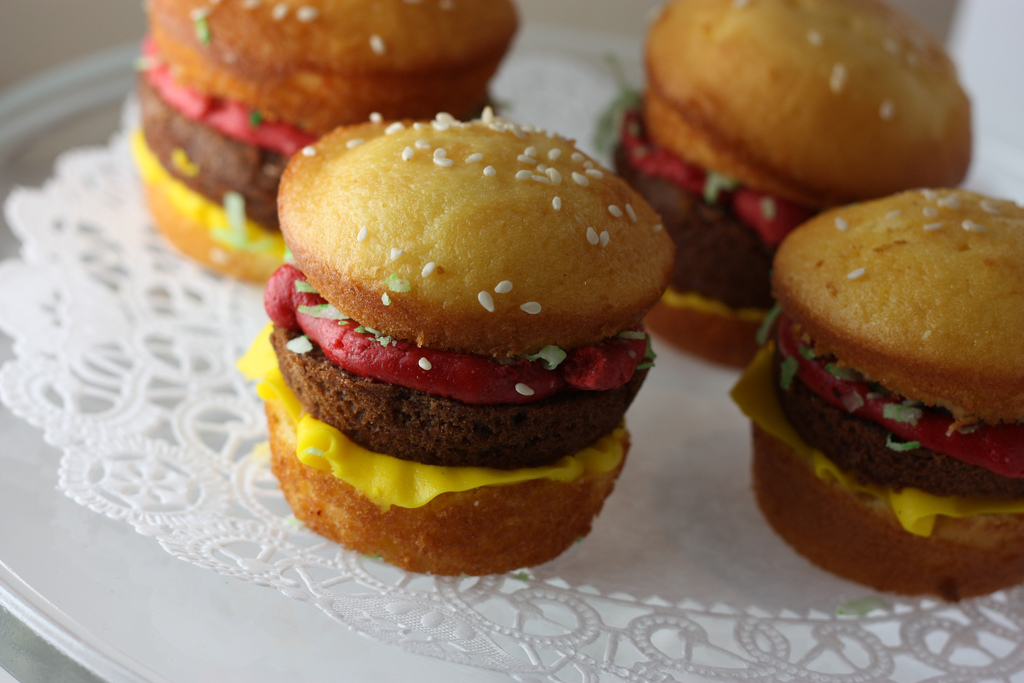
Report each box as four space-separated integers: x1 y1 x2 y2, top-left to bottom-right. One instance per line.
3 48 1024 683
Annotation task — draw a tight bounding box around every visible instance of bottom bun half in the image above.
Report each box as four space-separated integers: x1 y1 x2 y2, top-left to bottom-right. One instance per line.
266 398 627 576
752 424 1024 601
645 299 762 368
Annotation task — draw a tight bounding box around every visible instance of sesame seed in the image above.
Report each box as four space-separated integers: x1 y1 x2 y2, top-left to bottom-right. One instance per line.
390 248 404 260
847 268 866 280
381 293 391 306
937 194 961 209
830 63 847 93
923 222 943 231
807 30 823 46
419 357 432 370
548 149 562 161
879 100 895 121
494 280 513 294
586 227 599 245
625 204 637 222
357 226 368 242
436 112 456 124
546 168 562 184
483 166 496 177
885 209 902 220
515 170 532 180
439 0 454 10
465 153 483 163
884 37 900 55
733 0 750 7
385 122 405 135
962 220 986 233
481 106 495 124
421 262 436 277
521 302 542 315
532 175 551 184
572 172 590 187
433 148 447 159
369 112 383 123
922 329 932 340
272 3 288 20
370 35 386 54
980 199 1001 214
524 146 537 158
478 291 495 312
552 197 562 211
432 120 451 132
402 147 414 161
585 168 604 179
346 138 365 149
652 224 663 232
536 163 548 172
608 205 623 218
515 383 535 396
922 206 939 218
296 6 319 21
415 139 431 150
834 217 849 231
600 230 610 247
571 152 585 163
434 157 454 167
301 145 317 156
583 161 594 170
243 0 261 7
921 189 939 201
517 154 538 165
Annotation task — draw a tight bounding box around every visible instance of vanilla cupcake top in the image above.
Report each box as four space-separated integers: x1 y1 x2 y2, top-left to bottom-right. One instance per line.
279 112 676 358
773 189 1024 423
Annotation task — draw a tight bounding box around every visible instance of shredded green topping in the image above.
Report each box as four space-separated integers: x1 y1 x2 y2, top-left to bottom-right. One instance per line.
837 596 889 616
294 280 317 294
286 335 313 354
249 110 262 128
385 273 411 293
703 170 739 204
637 337 658 370
132 56 158 72
592 53 642 153
617 330 647 341
760 196 777 221
297 304 348 322
210 191 276 253
883 403 923 426
524 345 567 371
194 16 211 45
284 247 295 264
755 304 782 346
842 392 865 413
512 571 532 582
779 356 799 390
886 433 920 452
825 363 861 382
798 345 816 360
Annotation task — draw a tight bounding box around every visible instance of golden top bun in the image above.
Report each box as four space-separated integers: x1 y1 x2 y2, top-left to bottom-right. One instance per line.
773 189 1024 424
279 114 675 358
148 0 517 133
645 0 971 208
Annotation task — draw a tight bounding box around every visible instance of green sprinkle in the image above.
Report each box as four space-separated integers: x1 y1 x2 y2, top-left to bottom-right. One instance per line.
883 403 923 426
826 363 860 382
617 330 647 340
355 326 366 334
524 345 567 371
886 433 920 452
195 16 211 45
385 273 411 293
760 196 777 221
286 335 313 354
636 362 655 370
779 356 799 390
755 304 781 346
284 247 295 263
294 280 317 293
798 345 816 360
703 170 739 204
381 293 391 306
297 304 347 321
284 514 306 528
512 571 532 582
249 110 262 127
643 338 657 362
837 596 889 616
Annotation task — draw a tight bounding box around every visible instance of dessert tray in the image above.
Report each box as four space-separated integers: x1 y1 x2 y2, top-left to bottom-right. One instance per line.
2 24 1024 683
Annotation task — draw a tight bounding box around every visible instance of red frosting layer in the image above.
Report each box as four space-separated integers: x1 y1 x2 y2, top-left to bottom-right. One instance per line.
141 37 316 156
265 265 648 405
620 110 814 246
776 315 1024 478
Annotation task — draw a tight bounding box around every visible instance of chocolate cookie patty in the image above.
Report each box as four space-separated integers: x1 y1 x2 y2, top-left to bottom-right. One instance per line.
614 144 774 310
777 354 1024 500
271 326 647 470
138 76 284 229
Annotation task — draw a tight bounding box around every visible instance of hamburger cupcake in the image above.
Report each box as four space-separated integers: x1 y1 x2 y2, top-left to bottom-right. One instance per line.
616 0 971 366
132 0 517 281
238 112 675 575
732 188 1024 600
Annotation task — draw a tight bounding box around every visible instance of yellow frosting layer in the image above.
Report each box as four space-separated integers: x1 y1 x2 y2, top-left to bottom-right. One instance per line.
661 288 766 322
238 324 626 510
130 130 286 257
731 343 1024 537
